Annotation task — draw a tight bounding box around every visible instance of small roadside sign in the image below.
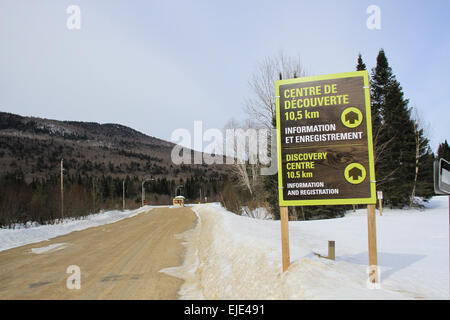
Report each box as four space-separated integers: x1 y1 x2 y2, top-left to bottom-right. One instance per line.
377 191 383 216
434 158 450 195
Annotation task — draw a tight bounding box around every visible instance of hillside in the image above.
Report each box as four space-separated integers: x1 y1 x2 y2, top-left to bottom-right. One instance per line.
0 111 231 182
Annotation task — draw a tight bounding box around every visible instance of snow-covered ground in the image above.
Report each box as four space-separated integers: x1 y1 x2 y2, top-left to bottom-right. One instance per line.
0 206 154 252
163 197 449 300
1 197 448 299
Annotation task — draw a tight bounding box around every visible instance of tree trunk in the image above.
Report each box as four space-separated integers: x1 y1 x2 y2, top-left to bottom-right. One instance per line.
410 123 421 207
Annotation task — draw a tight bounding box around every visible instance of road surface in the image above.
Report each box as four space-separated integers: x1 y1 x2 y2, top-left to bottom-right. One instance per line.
0 207 196 299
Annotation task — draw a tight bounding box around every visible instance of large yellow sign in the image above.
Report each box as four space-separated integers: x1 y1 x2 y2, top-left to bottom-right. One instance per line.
276 71 376 206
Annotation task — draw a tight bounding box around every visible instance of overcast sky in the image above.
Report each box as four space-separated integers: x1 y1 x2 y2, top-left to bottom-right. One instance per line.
0 0 448 152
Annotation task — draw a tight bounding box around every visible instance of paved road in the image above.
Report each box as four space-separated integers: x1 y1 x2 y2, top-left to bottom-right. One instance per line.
0 207 196 299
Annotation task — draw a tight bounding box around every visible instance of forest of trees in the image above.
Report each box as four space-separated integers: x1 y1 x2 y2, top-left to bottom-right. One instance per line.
0 169 229 227
361 50 436 207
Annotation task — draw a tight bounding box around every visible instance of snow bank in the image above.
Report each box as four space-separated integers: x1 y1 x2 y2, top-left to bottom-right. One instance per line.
0 206 154 252
166 197 449 300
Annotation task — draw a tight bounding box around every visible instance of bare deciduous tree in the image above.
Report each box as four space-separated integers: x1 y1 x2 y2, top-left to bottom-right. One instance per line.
409 106 430 207
244 52 307 129
224 118 262 196
231 52 307 212
372 122 398 188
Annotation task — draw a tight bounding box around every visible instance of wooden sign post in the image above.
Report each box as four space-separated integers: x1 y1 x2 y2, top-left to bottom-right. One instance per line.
275 71 377 280
280 206 290 271
367 204 378 283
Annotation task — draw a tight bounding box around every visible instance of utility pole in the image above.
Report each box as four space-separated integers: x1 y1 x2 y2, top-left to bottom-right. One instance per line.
122 179 125 211
92 178 96 213
60 158 64 222
142 180 145 207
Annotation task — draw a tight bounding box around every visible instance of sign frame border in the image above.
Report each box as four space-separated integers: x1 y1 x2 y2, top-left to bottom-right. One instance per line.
275 70 377 206
436 158 450 195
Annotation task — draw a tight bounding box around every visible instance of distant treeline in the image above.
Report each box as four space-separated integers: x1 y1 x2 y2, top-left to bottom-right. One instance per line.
0 170 229 227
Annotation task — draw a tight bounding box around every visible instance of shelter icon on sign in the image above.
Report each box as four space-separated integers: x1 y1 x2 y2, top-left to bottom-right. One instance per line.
345 111 360 124
341 107 363 128
349 167 363 180
344 163 367 184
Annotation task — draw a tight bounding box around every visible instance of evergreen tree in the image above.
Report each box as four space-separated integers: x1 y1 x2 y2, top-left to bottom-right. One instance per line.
370 49 417 207
370 49 392 152
437 140 450 161
356 53 367 71
415 147 435 200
